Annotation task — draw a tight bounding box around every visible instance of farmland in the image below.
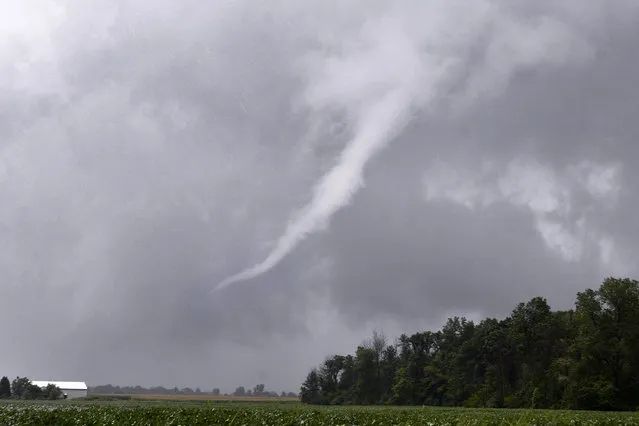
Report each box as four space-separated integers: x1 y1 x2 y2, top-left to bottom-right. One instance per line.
1 400 639 425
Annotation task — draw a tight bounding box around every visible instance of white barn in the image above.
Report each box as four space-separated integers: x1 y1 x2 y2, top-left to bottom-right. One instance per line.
32 381 88 399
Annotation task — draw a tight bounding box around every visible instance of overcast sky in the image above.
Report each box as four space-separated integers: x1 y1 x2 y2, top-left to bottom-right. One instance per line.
1 0 639 393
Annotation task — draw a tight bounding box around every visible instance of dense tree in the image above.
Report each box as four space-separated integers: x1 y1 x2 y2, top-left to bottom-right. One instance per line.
4 377 61 400
300 368 321 404
44 383 63 400
300 277 639 412
0 376 10 398
11 377 30 399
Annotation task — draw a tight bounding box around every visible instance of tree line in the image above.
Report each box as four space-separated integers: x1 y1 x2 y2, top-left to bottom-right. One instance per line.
90 384 209 395
232 384 297 398
90 383 297 398
0 376 63 400
300 277 639 411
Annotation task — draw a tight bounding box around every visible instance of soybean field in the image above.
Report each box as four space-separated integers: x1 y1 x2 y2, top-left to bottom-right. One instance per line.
1 401 639 425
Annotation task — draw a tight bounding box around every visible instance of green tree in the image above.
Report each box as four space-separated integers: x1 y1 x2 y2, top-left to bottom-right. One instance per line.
338 355 356 391
11 377 30 399
0 376 10 398
252 384 265 396
566 278 639 410
379 344 398 403
354 346 378 404
22 383 43 400
299 277 639 411
509 297 557 407
300 368 321 404
438 317 476 405
44 384 62 400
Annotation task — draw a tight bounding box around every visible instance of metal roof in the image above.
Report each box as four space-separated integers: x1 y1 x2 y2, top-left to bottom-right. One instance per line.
31 381 87 390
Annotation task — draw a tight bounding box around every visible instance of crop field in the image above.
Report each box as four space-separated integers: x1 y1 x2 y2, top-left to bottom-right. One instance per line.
1 401 639 425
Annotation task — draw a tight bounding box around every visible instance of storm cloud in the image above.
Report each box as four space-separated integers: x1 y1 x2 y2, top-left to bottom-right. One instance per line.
2 0 639 392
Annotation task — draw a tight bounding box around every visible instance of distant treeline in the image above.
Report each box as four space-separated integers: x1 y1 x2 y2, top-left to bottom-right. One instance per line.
0 376 63 400
90 383 297 398
300 277 639 411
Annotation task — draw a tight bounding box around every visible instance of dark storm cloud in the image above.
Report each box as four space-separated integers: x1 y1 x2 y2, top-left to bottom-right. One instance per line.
1 0 639 392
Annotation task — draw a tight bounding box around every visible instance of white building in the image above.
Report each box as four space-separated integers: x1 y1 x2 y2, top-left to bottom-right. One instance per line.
31 381 88 399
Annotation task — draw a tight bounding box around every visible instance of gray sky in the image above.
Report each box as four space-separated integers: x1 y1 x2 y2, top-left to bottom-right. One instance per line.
1 0 639 393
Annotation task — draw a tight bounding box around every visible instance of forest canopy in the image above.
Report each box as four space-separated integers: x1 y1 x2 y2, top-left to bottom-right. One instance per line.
300 277 639 411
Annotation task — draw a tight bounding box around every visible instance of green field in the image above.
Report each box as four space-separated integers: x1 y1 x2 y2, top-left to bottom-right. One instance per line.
1 400 639 425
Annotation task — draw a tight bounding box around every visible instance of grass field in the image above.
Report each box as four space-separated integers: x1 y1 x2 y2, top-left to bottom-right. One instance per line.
1 399 639 425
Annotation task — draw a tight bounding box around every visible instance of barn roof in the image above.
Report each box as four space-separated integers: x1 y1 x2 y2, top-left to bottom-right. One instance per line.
32 381 88 390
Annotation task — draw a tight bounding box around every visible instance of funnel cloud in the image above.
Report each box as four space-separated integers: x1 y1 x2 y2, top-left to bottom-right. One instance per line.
216 1 593 291
216 82 420 290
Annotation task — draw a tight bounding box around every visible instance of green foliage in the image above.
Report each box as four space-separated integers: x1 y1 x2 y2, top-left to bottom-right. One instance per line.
44 384 62 400
300 368 321 404
0 377 10 399
22 383 44 400
301 277 639 411
0 403 638 425
11 378 30 399
8 378 62 400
